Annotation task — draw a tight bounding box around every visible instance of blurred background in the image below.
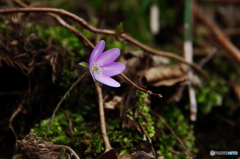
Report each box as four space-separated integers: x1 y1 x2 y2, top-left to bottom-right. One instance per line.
0 0 240 158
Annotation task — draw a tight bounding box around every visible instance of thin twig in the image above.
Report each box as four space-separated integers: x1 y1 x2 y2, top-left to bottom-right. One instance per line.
150 110 195 158
9 104 23 141
0 7 209 80
120 73 162 98
199 48 217 67
44 71 89 141
119 34 209 81
12 0 27 7
95 82 112 152
194 6 240 64
138 120 156 158
13 0 94 49
62 111 74 137
50 14 95 49
54 144 80 159
215 113 236 127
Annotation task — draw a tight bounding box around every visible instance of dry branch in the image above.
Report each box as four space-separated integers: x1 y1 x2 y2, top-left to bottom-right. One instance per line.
0 7 209 81
194 6 240 64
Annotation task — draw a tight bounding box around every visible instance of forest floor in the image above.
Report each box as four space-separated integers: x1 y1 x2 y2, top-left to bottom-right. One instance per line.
0 0 240 159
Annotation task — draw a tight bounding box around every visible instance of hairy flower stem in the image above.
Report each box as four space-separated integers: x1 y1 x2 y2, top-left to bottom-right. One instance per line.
44 71 89 141
95 82 112 152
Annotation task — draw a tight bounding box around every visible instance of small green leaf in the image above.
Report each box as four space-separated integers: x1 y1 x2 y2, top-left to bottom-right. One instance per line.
79 62 89 68
12 154 23 159
96 81 103 87
115 22 123 36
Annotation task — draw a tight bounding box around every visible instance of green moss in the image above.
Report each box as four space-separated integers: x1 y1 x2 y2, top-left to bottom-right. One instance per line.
136 91 156 139
104 91 156 155
22 10 197 158
154 105 197 159
30 110 104 157
196 77 228 114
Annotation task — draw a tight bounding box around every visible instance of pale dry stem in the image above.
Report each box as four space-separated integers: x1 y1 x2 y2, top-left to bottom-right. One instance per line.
95 82 112 152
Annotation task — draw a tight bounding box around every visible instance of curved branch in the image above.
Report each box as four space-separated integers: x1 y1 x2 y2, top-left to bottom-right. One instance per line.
194 6 240 64
0 8 209 81
54 145 80 159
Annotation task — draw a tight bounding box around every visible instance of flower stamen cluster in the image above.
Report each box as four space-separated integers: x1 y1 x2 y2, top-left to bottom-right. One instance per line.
92 61 106 76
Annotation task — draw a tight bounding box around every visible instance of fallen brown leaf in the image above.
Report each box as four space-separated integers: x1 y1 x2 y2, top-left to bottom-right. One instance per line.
166 83 187 103
151 55 169 66
143 64 188 87
105 95 122 109
119 51 144 76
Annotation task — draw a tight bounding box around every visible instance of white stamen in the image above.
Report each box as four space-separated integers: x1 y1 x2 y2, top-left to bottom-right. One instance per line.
92 61 105 76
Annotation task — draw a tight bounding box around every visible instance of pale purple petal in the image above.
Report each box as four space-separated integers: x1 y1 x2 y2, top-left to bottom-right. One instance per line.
89 40 105 66
93 73 120 87
102 62 125 76
87 40 125 88
96 48 120 66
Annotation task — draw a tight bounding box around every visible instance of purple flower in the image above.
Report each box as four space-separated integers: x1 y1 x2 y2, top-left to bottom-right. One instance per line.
89 40 125 87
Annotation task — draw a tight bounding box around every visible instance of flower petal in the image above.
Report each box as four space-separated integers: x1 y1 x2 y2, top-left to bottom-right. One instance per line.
96 48 120 66
89 40 105 66
93 73 121 87
102 62 125 76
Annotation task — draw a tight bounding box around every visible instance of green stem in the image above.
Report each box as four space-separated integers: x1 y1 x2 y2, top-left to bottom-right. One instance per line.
44 71 89 141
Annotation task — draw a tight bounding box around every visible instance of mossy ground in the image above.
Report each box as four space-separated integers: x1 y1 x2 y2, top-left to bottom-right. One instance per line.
1 1 240 159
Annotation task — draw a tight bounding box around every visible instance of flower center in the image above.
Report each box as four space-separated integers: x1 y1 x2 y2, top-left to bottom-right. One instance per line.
92 61 106 76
